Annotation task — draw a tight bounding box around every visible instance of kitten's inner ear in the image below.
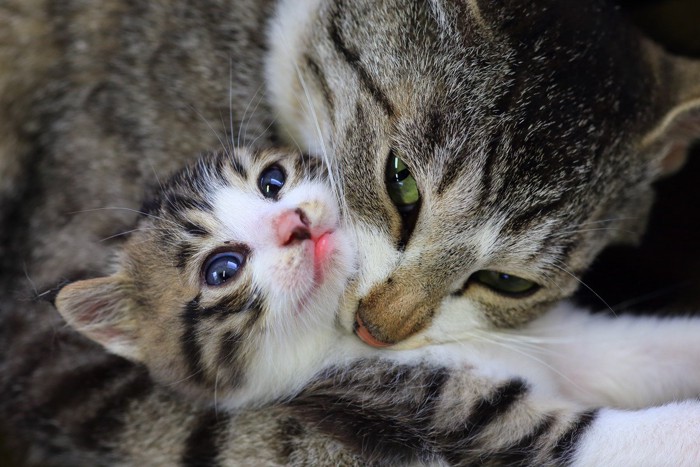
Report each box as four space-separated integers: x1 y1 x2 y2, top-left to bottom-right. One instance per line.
55 276 142 361
643 47 700 177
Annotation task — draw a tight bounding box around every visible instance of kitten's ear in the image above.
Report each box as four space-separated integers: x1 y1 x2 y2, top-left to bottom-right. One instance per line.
55 276 142 361
643 45 700 177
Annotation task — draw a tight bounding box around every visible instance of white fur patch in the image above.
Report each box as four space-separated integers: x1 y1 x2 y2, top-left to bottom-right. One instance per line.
265 0 327 155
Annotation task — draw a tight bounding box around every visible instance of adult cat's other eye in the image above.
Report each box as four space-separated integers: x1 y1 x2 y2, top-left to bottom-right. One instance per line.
385 152 421 249
203 251 246 286
385 152 420 212
471 270 539 297
259 165 286 199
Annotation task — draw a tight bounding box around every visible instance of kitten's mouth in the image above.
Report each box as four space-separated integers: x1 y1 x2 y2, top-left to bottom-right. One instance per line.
313 232 332 265
354 315 391 348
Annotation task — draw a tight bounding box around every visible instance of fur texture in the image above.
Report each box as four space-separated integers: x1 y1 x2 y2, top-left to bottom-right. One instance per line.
1 0 700 464
49 147 700 467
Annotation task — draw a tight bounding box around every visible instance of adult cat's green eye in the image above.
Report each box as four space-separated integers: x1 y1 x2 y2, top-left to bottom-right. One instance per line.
471 270 539 297
385 154 420 212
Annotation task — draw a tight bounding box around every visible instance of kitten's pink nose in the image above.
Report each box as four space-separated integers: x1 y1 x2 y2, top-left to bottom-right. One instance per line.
275 208 311 246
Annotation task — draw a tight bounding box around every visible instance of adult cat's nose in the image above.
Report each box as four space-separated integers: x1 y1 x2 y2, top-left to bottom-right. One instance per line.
275 208 311 246
355 274 440 346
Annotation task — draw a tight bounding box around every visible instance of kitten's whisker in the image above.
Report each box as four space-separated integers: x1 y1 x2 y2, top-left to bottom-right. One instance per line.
98 227 159 243
218 111 234 157
228 56 235 152
69 207 181 229
187 103 231 158
242 87 267 146
237 82 266 150
249 113 280 149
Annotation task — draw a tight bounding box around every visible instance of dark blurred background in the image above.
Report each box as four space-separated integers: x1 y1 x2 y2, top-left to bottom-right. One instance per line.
576 0 700 314
1 0 699 464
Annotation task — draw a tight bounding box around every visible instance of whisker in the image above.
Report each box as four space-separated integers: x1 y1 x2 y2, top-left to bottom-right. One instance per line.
97 227 160 243
237 82 266 150
187 103 231 158
68 207 181 229
551 261 616 317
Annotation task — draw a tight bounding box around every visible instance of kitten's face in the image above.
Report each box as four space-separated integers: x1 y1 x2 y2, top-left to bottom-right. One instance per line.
56 148 356 403
269 0 700 346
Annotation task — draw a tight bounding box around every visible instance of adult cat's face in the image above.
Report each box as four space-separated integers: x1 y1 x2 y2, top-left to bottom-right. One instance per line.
268 0 700 346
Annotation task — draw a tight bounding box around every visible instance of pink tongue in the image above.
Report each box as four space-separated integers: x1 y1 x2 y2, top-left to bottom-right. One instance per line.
314 233 332 268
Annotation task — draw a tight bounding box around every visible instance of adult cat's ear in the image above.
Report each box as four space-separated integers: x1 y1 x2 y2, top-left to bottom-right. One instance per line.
642 43 700 177
55 276 142 361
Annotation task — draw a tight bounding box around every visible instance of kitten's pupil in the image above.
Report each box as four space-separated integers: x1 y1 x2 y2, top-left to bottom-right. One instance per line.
204 252 245 286
259 165 286 199
385 154 420 212
471 270 539 297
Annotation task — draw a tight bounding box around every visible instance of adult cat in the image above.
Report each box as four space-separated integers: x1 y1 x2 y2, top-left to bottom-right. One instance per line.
1 0 699 464
40 145 700 466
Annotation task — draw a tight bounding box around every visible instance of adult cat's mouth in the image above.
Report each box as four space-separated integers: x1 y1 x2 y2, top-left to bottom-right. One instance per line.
354 315 391 348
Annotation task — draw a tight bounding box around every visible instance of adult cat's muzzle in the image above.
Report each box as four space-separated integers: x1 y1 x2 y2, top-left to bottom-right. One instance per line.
353 278 439 347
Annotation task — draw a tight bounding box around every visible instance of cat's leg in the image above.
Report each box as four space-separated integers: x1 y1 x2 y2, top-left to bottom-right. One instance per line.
293 359 700 466
521 302 700 408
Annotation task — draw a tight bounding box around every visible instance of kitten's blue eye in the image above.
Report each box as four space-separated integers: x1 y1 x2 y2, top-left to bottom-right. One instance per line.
203 252 245 286
471 270 539 297
259 165 286 199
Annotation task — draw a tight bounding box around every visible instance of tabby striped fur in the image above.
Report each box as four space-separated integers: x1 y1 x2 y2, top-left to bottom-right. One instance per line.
46 147 700 466
1 0 700 464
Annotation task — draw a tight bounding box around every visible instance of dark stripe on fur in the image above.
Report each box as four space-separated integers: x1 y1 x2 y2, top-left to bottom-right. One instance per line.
487 415 555 466
328 4 395 117
276 417 306 461
443 379 529 463
551 409 598 464
181 295 206 383
504 198 567 235
75 366 153 450
183 221 209 238
304 54 335 123
36 355 133 417
216 330 245 389
176 242 198 270
292 363 450 464
479 135 500 207
181 409 228 467
163 193 213 219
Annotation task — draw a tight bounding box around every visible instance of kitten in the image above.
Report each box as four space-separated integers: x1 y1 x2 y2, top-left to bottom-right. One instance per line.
52 146 700 466
1 0 700 464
